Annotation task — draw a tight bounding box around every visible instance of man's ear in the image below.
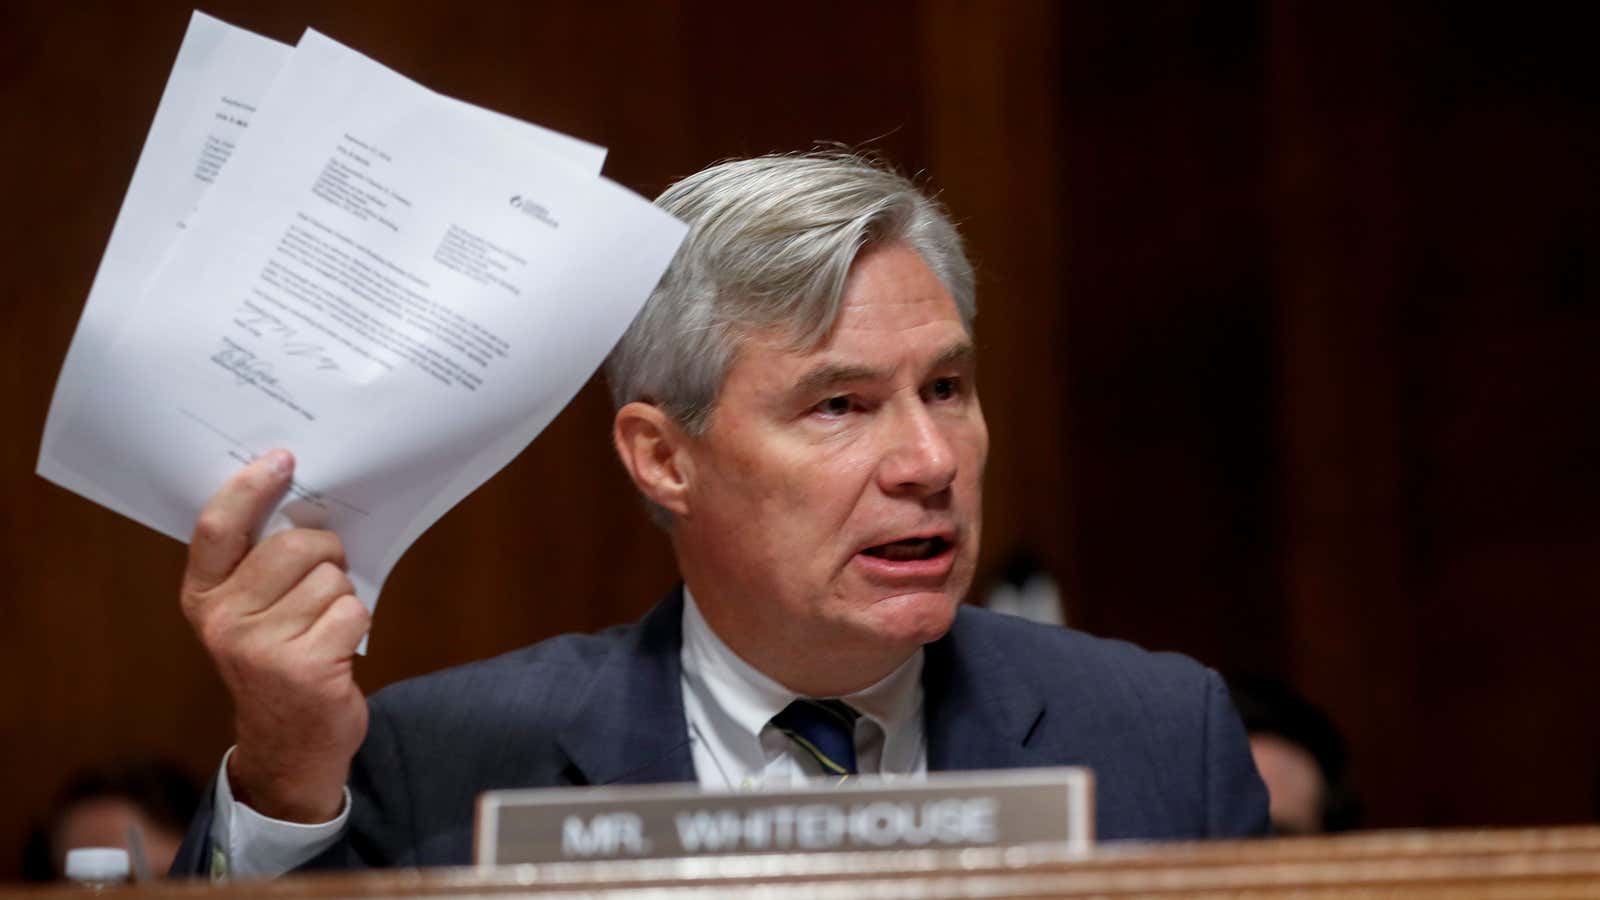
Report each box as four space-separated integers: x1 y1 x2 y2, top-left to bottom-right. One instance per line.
613 402 695 518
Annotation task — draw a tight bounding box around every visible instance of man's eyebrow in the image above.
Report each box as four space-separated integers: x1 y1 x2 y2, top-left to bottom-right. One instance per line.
791 341 977 396
931 340 978 371
793 362 885 396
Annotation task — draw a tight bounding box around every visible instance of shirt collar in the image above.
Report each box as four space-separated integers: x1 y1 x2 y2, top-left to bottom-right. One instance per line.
845 643 924 776
682 587 794 755
680 586 924 775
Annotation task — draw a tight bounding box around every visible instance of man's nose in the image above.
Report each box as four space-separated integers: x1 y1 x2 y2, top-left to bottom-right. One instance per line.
877 402 958 497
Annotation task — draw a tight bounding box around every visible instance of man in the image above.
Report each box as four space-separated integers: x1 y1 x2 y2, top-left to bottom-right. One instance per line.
173 152 1267 877
24 759 198 881
1228 675 1359 834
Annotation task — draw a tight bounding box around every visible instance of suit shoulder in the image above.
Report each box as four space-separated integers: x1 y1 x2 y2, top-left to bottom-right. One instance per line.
370 622 636 717
954 604 1215 683
950 604 1222 721
946 606 1264 840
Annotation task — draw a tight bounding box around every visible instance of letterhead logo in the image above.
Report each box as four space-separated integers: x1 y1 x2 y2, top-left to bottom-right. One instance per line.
509 194 559 229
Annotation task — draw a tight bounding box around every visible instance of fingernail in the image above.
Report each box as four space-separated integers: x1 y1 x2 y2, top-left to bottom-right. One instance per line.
263 449 292 476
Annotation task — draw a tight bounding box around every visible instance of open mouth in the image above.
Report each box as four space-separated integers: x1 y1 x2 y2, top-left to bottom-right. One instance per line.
860 536 952 562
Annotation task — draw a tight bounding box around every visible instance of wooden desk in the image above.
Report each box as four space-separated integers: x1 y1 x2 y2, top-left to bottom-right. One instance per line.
14 827 1600 898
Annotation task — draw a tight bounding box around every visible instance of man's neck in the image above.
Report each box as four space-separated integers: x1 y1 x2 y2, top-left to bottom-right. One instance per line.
680 581 919 697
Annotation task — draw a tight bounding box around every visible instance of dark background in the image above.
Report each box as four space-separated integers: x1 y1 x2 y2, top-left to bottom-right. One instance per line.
2 0 1596 880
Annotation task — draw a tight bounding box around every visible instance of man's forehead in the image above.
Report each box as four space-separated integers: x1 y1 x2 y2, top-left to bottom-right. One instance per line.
791 339 977 392
725 297 974 396
722 243 972 398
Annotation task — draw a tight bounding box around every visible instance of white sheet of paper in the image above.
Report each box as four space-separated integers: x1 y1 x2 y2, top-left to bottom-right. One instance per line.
39 11 609 527
37 12 289 521
44 27 685 626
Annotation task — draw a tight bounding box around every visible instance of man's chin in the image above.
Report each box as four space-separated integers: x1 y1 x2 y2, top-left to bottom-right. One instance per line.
864 588 961 646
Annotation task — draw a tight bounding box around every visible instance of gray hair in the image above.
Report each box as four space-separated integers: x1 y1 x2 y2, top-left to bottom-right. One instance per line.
604 151 976 435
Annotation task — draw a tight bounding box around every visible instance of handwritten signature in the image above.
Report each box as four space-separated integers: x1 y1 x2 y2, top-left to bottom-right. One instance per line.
212 339 285 392
235 300 295 339
234 299 342 372
280 341 341 370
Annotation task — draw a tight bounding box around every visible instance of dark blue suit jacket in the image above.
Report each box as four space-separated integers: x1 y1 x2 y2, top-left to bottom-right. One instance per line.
174 590 1267 872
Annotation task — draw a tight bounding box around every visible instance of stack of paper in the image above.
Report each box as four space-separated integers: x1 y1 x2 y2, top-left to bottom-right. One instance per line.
38 12 687 628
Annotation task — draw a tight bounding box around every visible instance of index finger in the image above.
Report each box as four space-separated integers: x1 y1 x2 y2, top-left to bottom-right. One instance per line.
185 449 295 593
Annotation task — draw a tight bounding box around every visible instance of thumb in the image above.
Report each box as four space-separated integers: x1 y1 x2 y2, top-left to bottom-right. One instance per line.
184 450 295 593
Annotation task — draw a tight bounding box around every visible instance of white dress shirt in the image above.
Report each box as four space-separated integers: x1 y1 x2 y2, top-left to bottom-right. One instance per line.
211 588 928 877
679 587 926 788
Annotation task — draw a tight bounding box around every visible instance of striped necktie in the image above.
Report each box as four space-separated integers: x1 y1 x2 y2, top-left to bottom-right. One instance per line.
772 698 860 777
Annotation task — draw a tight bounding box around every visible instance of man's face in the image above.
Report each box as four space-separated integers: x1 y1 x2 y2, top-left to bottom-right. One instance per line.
675 242 988 692
1249 734 1328 835
54 797 184 879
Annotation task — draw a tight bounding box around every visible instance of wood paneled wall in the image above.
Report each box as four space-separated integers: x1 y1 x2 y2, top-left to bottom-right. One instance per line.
2 0 1594 880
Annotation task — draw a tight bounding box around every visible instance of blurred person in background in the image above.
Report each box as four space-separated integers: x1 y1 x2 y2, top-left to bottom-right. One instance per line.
1228 675 1360 835
21 759 199 881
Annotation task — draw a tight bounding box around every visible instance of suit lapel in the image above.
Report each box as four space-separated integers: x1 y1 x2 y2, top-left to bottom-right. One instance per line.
551 596 1046 782
555 588 698 785
923 607 1047 771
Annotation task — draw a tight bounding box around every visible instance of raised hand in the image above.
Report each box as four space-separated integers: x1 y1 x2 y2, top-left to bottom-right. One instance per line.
180 450 370 823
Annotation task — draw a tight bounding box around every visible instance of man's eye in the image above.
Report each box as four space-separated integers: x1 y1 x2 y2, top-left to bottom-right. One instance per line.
928 377 961 401
814 395 853 417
